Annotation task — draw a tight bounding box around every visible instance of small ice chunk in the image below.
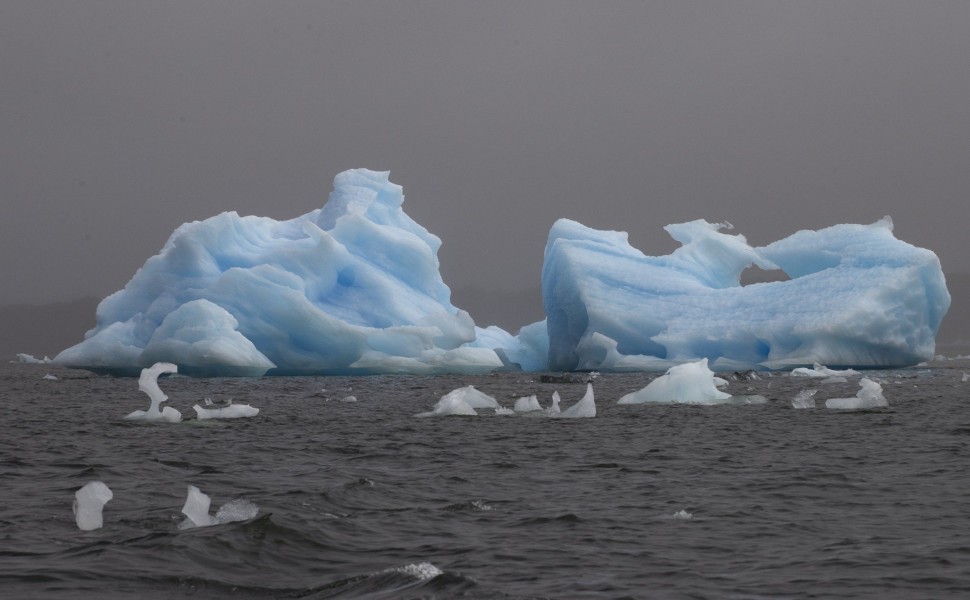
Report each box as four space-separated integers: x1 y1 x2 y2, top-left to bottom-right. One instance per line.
963 371 969 382
825 377 888 409
544 391 561 416
125 362 181 422
792 363 860 378
73 481 113 531
42 373 57 380
514 395 542 412
180 485 258 529
791 389 817 409
214 498 259 524
340 395 357 402
672 509 693 520
618 359 732 404
180 484 216 528
416 387 480 417
15 353 50 364
493 406 515 415
555 383 596 418
192 403 259 419
387 562 444 580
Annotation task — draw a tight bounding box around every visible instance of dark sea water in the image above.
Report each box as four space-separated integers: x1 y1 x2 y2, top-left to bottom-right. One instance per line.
2 360 970 599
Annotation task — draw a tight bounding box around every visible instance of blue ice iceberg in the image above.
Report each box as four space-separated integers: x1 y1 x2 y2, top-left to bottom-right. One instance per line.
53 168 948 377
54 170 506 376
542 217 949 371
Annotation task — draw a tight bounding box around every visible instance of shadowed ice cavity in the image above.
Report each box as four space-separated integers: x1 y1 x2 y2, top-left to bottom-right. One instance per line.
824 377 889 410
124 362 181 422
73 481 113 531
179 485 258 529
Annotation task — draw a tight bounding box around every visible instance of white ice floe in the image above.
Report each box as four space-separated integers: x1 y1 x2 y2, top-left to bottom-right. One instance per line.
555 383 596 418
124 362 181 422
791 363 860 378
618 359 732 405
824 377 888 410
672 509 693 520
791 389 818 409
73 481 113 531
192 398 259 420
42 373 57 380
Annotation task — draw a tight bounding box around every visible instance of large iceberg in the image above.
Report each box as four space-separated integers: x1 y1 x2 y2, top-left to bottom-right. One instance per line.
54 170 507 376
542 217 949 371
54 168 949 376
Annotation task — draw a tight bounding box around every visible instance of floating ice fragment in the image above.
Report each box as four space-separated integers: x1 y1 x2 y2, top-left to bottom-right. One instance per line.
555 383 596 418
15 353 50 364
544 391 562 416
493 406 515 416
192 401 259 419
672 509 693 520
179 485 216 528
125 362 181 422
416 387 482 417
214 498 259 524
179 485 258 529
73 481 113 531
824 377 888 409
791 389 818 409
42 373 57 380
340 395 357 402
386 562 443 580
617 359 732 405
514 395 542 412
791 363 860 378
963 371 969 382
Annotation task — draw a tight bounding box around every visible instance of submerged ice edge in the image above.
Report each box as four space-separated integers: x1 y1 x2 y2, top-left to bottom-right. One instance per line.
52 169 949 376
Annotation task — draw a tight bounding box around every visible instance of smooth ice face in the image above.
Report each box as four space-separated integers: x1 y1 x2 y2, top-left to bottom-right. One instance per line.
415 386 489 417
543 216 949 372
555 383 596 418
73 481 113 531
825 377 888 409
53 170 506 376
514 395 542 412
618 359 733 405
180 485 215 528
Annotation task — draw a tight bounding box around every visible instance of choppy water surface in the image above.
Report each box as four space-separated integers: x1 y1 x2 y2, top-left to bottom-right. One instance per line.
2 361 970 599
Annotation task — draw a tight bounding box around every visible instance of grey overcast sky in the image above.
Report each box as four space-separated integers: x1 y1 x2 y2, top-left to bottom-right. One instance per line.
2 1 969 308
